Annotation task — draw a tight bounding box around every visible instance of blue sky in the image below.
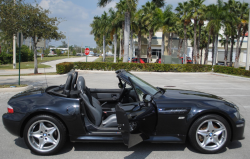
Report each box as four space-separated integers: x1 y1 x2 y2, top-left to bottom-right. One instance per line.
25 0 220 48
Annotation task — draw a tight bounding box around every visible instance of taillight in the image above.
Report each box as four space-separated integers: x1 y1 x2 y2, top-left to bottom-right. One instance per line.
7 105 14 114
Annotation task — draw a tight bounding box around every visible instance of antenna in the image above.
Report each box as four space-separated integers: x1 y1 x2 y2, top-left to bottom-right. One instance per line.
44 68 48 88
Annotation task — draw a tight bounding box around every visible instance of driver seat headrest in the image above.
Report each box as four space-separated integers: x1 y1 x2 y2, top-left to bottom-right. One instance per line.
77 76 86 92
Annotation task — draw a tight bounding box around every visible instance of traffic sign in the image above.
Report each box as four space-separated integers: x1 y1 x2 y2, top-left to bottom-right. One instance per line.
85 48 90 55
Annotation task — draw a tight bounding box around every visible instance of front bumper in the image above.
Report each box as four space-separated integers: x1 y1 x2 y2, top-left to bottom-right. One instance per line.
2 113 25 137
232 118 245 141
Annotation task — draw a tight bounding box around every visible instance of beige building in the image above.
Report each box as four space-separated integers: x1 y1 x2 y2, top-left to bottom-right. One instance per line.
133 30 249 66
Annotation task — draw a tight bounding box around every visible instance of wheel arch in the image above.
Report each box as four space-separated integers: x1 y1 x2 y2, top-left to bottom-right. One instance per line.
20 111 69 138
186 111 234 141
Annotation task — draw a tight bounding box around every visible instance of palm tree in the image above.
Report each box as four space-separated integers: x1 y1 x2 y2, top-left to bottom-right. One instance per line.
163 5 178 56
134 9 148 63
206 0 226 66
189 0 205 64
226 0 238 67
234 1 249 68
141 1 163 63
175 2 191 64
108 8 122 63
98 0 165 62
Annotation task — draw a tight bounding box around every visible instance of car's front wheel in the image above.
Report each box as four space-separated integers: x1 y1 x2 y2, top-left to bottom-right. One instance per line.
23 115 67 155
188 114 231 154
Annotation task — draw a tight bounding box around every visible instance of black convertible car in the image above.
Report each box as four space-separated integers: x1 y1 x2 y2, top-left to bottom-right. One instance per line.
2 70 245 155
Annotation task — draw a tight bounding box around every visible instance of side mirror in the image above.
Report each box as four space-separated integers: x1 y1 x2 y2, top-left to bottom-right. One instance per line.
143 94 152 106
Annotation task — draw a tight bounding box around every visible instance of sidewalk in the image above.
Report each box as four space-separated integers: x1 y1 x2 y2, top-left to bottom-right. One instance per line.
0 56 98 75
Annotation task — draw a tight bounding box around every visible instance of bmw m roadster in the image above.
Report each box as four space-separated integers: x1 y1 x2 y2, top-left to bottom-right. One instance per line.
2 70 245 155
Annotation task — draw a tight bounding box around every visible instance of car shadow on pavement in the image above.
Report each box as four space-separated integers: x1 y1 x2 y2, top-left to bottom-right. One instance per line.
60 141 186 158
14 138 242 157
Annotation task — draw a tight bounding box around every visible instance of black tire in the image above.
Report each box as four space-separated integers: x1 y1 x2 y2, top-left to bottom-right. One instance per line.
188 114 231 154
23 114 67 155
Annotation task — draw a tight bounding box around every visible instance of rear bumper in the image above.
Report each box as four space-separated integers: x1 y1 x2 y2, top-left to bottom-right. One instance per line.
2 113 25 137
232 118 245 141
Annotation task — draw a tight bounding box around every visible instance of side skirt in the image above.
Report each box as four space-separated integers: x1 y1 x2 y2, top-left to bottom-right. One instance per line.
70 135 186 143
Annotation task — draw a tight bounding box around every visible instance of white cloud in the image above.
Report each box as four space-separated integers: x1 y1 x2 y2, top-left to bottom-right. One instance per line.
39 0 93 47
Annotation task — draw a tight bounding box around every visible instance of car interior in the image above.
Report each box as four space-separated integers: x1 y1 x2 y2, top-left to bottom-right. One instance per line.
46 71 143 130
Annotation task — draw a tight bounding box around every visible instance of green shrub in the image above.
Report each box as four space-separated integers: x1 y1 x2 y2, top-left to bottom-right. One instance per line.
0 52 13 65
56 62 74 74
214 65 250 77
0 45 33 65
73 62 212 72
17 45 34 62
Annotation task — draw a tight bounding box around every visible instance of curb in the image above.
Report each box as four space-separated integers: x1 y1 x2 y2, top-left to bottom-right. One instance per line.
211 72 250 81
0 85 33 92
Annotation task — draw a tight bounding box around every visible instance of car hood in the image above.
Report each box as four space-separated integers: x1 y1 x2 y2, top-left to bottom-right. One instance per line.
156 89 224 101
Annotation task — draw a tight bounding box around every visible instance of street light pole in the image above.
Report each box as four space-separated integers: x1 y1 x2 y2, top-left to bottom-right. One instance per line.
246 7 250 71
13 0 16 69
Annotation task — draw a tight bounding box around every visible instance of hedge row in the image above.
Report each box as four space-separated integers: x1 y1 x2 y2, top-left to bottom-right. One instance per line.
214 65 250 77
56 62 75 74
56 62 212 74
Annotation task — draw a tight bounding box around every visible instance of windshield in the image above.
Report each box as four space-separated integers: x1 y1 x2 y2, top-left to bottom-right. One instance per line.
122 72 159 96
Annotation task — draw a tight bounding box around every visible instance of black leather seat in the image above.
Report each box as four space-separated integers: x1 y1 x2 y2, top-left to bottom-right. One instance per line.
77 76 117 127
63 73 73 96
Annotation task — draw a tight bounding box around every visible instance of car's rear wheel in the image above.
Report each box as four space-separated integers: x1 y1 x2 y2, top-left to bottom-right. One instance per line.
23 115 66 155
188 114 231 154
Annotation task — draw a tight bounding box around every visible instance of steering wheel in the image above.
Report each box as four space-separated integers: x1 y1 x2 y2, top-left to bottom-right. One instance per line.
118 82 126 102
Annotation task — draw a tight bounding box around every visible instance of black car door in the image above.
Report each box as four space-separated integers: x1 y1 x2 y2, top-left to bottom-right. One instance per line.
115 78 158 148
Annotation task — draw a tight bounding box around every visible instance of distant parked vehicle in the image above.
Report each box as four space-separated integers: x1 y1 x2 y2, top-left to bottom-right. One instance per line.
131 58 146 63
181 57 192 64
156 58 161 64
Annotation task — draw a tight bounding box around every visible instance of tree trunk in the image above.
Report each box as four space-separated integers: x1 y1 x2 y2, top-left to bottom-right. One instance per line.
114 33 117 63
224 35 229 66
204 30 211 65
238 29 246 64
213 34 219 66
121 22 125 57
169 33 173 56
200 49 203 64
161 32 165 61
167 33 170 55
148 29 153 63
33 37 38 74
123 11 130 62
184 25 187 64
103 35 106 62
119 29 122 59
129 28 133 63
230 36 234 67
234 25 242 68
193 19 197 64
138 30 142 63
197 24 202 64
212 34 215 67
177 39 183 58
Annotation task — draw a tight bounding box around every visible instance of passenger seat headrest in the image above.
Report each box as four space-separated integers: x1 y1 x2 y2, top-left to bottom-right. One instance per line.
77 76 86 92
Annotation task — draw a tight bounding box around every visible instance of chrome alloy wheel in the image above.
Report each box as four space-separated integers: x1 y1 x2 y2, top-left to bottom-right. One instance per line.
196 119 227 151
27 120 60 152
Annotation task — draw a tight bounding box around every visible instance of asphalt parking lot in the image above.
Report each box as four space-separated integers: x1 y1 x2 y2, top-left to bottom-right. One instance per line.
0 71 249 159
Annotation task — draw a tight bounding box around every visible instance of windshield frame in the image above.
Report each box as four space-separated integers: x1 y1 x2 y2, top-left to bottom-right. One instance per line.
117 70 161 96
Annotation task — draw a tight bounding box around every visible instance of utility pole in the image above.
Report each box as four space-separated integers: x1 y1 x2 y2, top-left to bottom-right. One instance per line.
246 8 250 71
13 0 16 69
